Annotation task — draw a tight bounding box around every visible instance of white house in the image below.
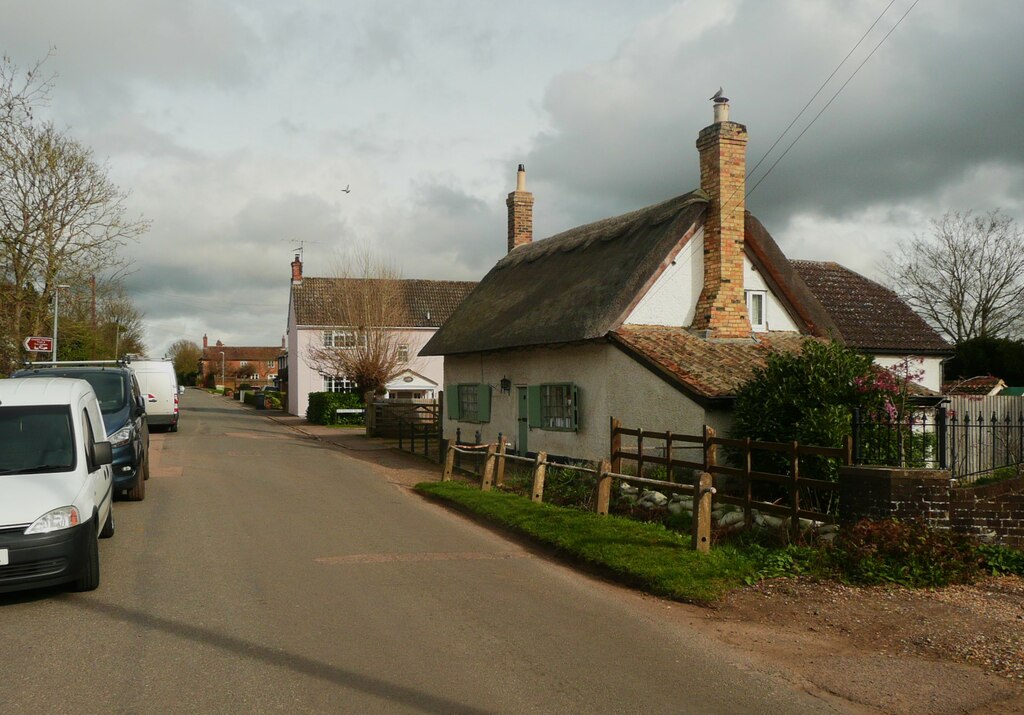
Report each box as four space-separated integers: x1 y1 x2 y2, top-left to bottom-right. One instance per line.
421 97 951 460
285 257 476 417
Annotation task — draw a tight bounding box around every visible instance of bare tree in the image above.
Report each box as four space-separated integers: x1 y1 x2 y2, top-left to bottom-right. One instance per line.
0 57 149 370
303 248 410 400
887 210 1024 344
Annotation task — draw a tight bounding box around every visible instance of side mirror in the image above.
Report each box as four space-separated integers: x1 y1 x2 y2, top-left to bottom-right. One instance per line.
137 395 146 414
93 440 113 467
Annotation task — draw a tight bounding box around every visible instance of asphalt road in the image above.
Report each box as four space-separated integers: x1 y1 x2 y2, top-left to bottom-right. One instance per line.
0 389 856 714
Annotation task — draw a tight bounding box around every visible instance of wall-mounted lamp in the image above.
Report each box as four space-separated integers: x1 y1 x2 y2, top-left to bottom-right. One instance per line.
500 376 511 394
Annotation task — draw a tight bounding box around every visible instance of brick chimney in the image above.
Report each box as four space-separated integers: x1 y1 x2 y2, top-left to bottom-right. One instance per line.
291 254 303 285
506 164 533 253
202 333 208 349
691 94 751 339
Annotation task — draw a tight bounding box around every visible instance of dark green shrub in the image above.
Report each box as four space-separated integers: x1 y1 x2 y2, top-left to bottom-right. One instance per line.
306 391 364 425
977 544 1024 576
542 466 596 509
828 518 982 587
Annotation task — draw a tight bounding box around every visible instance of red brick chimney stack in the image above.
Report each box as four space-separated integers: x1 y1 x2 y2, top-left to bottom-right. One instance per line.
691 94 751 339
203 333 208 349
291 254 303 285
506 164 534 253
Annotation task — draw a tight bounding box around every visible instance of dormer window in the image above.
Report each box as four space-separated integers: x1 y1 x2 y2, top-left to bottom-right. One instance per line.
746 290 767 332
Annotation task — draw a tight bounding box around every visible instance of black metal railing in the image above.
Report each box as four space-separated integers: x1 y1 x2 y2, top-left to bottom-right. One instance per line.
852 406 1024 482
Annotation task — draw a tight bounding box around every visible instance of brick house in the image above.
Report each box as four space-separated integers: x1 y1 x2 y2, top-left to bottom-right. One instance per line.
422 96 951 460
199 335 285 389
285 258 476 417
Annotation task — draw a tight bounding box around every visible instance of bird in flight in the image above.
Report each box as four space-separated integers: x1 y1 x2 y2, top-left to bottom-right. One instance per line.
341 185 351 194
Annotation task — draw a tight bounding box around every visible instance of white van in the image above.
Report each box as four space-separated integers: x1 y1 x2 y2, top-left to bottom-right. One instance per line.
130 358 179 432
0 377 115 593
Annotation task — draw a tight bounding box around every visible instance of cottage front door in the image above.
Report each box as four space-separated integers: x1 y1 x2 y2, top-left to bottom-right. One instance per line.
517 386 529 455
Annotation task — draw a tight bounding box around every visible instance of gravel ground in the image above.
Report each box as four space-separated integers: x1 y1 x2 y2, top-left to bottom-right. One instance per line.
706 575 1024 714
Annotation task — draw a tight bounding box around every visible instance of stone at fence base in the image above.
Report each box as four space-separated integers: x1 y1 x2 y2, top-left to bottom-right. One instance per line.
638 490 668 507
620 483 639 496
667 501 686 516
719 511 745 527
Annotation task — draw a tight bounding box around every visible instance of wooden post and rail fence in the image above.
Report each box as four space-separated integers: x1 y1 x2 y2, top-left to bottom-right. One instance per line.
440 417 854 552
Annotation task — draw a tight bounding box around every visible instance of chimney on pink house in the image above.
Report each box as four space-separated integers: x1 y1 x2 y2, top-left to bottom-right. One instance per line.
506 164 534 253
202 333 208 349
291 254 303 285
690 92 752 339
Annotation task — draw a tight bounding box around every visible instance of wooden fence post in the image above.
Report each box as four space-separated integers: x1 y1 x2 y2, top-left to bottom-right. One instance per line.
595 458 612 515
531 451 548 503
442 443 455 481
693 472 713 553
743 437 752 529
610 417 622 474
481 443 497 491
790 441 801 542
495 436 507 487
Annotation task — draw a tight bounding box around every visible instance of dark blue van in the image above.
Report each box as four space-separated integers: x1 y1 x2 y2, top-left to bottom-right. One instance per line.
12 364 149 501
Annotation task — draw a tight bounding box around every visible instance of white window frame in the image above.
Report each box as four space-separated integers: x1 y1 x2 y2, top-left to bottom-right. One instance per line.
745 290 768 332
323 330 363 349
397 344 409 362
323 375 356 393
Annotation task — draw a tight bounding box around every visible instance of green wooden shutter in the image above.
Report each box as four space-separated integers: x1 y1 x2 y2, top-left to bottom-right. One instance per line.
477 383 491 423
446 386 460 420
528 385 541 428
571 383 580 431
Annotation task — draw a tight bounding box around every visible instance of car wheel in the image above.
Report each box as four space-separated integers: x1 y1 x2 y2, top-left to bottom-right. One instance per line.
71 521 100 592
100 508 115 538
169 422 178 433
125 470 146 501
143 454 151 481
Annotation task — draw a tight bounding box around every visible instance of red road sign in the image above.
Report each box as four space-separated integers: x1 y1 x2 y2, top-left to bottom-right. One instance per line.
24 336 54 352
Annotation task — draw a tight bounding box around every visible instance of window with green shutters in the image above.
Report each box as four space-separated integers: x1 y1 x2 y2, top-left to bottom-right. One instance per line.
446 383 491 423
527 383 578 431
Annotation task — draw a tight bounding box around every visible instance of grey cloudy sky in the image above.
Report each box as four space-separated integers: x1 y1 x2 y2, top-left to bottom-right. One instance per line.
2 0 1022 355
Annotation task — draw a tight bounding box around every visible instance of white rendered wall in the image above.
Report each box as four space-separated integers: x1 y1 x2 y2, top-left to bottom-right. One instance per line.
287 325 443 417
872 355 945 394
442 343 715 461
743 259 800 332
625 228 703 327
624 228 799 333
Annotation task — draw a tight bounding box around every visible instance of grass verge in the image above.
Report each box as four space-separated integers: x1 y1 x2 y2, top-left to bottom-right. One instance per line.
415 480 757 604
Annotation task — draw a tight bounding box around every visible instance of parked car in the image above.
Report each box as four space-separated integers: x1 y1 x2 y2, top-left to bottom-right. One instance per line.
0 377 115 593
129 358 179 432
12 363 149 500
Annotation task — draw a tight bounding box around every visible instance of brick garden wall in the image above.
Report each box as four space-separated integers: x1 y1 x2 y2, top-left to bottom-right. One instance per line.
950 475 1024 548
838 466 1023 547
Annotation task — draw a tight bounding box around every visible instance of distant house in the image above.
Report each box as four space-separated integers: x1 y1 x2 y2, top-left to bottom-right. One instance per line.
943 375 1008 396
198 335 285 389
421 97 951 460
285 256 476 417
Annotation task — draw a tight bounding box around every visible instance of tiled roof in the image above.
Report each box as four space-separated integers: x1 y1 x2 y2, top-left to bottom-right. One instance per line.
610 326 811 401
942 376 1006 396
291 278 477 328
791 261 951 354
200 346 283 363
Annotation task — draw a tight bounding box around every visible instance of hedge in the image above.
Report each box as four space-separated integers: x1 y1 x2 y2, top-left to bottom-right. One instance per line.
306 391 364 425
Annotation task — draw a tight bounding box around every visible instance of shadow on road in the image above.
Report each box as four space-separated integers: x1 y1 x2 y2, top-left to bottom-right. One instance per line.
65 597 492 714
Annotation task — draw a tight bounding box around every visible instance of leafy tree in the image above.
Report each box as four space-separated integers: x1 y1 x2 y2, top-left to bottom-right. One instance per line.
887 210 1024 343
731 340 926 482
944 336 1024 385
168 339 201 385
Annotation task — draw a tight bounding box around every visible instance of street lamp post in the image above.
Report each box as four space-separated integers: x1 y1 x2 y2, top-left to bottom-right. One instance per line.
52 283 70 362
219 351 226 388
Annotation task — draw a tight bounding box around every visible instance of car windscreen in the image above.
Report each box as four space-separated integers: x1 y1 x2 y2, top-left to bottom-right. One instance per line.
0 405 76 475
78 373 127 414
